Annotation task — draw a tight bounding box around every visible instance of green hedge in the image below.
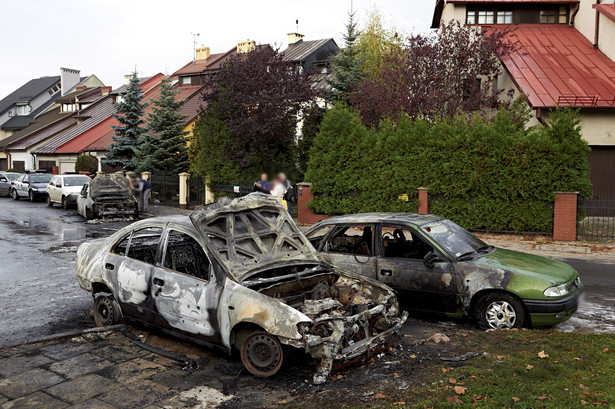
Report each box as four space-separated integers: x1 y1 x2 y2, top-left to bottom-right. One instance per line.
305 104 592 232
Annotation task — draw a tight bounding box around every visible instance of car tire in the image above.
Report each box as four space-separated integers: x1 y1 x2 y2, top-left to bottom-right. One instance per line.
240 331 284 378
29 190 35 202
47 195 54 207
11 189 19 200
474 292 525 330
93 294 122 327
62 196 69 210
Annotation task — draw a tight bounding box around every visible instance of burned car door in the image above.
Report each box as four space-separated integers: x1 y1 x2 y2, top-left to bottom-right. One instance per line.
149 228 220 343
376 225 459 313
319 224 378 279
104 227 164 317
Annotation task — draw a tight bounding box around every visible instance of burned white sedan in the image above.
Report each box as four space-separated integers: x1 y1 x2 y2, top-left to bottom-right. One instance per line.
75 193 406 383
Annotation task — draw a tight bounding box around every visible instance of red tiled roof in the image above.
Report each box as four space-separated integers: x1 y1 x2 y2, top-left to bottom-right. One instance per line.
485 25 615 108
173 50 234 76
596 4 615 23
55 116 118 154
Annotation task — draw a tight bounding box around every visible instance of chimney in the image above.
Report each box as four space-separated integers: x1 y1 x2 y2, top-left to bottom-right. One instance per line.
124 74 133 85
195 46 211 61
101 86 112 95
287 33 305 46
237 40 256 54
60 67 81 96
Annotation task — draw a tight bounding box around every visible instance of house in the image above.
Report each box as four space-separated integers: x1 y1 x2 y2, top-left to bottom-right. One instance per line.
281 33 339 76
432 0 615 201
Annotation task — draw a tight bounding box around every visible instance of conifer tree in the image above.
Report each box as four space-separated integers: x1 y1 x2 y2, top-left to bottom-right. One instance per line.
104 72 147 170
135 78 189 173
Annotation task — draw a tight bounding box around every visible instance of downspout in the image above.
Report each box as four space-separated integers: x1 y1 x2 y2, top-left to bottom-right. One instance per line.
594 0 602 48
536 108 548 126
570 2 580 26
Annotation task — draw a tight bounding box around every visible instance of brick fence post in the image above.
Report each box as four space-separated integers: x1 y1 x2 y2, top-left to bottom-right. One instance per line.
297 182 330 225
418 187 429 215
553 192 578 241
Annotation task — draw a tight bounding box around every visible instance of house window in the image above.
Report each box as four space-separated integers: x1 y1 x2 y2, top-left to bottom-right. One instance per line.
497 11 513 24
540 8 567 24
559 6 568 23
182 76 192 85
467 10 476 24
477 11 495 24
62 103 76 112
47 84 61 95
16 105 29 116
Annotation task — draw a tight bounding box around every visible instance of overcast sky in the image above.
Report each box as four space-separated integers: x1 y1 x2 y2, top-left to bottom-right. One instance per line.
0 0 435 97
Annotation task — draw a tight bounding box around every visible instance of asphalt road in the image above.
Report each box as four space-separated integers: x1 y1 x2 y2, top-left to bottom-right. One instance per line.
0 197 613 347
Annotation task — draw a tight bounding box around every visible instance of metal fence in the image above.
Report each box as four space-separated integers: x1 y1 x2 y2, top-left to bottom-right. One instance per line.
150 173 180 207
577 199 615 243
189 175 206 207
213 184 254 198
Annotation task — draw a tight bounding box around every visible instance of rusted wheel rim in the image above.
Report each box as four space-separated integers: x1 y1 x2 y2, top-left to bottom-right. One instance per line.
96 297 114 326
485 301 516 329
241 332 283 377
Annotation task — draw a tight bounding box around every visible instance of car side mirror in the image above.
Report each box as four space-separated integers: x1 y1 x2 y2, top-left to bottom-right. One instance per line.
423 251 440 269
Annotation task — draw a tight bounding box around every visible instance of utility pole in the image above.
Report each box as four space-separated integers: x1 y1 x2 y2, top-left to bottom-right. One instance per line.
191 32 200 61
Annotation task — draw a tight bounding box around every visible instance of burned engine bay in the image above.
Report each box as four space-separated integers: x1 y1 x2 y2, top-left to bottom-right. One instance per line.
243 264 407 384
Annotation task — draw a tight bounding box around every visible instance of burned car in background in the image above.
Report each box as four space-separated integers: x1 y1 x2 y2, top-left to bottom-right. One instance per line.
75 194 407 383
77 174 138 220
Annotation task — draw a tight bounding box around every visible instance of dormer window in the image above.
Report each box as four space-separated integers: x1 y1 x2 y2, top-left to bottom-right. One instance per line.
47 84 61 96
540 7 568 24
466 5 568 25
62 103 76 112
182 76 192 85
497 11 513 24
16 104 30 116
477 11 495 24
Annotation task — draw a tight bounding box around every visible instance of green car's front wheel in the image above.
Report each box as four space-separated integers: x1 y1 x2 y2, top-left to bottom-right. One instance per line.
475 292 525 330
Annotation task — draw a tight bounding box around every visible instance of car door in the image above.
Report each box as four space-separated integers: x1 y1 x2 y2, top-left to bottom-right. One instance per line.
375 224 459 313
51 176 61 202
15 175 27 197
150 227 219 343
0 175 10 196
47 177 57 201
319 224 378 280
104 226 164 319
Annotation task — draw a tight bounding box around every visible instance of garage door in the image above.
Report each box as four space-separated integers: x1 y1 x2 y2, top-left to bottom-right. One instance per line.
59 162 76 174
588 147 615 200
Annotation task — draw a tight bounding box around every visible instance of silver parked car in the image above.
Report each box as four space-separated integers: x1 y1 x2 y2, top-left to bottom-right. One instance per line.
0 172 20 197
75 194 407 383
10 173 52 201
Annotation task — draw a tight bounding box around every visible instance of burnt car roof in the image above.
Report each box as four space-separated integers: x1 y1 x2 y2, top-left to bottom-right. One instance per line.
90 174 133 198
314 212 443 227
190 193 321 281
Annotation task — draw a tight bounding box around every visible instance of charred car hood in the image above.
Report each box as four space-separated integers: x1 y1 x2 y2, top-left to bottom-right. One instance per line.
475 248 576 285
90 174 133 199
190 193 322 282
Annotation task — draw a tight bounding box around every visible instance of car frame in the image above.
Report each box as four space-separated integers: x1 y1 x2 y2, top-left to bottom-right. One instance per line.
75 194 407 383
9 173 53 201
305 213 583 329
77 174 138 220
46 174 92 209
0 172 20 197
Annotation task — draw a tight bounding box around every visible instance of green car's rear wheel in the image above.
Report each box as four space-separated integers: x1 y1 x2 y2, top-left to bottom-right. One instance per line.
475 292 525 330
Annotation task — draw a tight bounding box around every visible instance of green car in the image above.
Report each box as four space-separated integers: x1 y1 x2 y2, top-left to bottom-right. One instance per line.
305 213 582 329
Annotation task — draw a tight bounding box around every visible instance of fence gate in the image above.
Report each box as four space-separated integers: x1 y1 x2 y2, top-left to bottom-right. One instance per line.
577 199 615 243
189 175 206 207
150 173 180 207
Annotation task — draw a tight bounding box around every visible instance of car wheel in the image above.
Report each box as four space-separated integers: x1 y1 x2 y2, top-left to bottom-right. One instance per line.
474 292 525 330
85 208 94 221
11 189 19 200
29 190 35 202
62 196 69 209
47 195 54 207
240 331 284 378
93 294 122 327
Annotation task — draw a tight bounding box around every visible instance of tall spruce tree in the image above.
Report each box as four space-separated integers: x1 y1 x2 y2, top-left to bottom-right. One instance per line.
326 12 365 104
135 79 189 173
104 72 147 170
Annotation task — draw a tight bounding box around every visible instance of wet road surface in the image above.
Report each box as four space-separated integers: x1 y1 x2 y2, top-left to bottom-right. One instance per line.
0 197 613 347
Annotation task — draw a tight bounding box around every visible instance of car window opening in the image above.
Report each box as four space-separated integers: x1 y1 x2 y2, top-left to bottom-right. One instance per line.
381 226 431 260
326 225 373 256
164 230 210 280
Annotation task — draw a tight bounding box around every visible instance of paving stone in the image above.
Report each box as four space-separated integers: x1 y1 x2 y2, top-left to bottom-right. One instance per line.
44 374 121 405
96 358 166 385
40 343 92 361
98 380 173 408
89 345 145 364
0 368 64 399
149 368 193 391
48 353 114 379
66 398 117 409
0 354 54 378
0 391 69 409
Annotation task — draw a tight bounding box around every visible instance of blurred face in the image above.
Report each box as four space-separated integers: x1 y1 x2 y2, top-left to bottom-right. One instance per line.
260 173 268 182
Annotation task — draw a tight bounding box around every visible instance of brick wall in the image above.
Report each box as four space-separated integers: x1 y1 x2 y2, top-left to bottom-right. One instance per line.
297 183 330 225
553 192 578 241
418 187 429 214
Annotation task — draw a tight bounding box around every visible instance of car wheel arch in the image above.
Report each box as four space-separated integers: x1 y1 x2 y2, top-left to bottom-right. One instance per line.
469 289 529 319
231 322 267 351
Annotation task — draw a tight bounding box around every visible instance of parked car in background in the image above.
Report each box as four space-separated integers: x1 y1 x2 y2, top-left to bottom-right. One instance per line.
46 174 92 209
305 213 582 330
10 173 52 201
0 172 20 197
75 194 407 383
77 174 138 220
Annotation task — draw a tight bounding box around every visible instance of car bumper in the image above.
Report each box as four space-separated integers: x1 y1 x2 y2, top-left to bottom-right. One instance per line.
523 289 582 327
66 194 79 205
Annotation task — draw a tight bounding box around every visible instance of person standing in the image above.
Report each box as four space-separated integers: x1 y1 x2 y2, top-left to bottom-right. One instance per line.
128 172 152 213
278 173 294 215
253 173 271 194
270 175 288 211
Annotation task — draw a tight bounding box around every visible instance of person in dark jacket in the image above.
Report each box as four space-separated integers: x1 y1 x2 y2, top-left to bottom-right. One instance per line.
253 173 271 194
128 172 152 213
278 173 294 215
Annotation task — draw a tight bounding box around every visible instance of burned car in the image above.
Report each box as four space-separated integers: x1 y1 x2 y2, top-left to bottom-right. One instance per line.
77 174 138 220
75 193 407 383
306 213 583 330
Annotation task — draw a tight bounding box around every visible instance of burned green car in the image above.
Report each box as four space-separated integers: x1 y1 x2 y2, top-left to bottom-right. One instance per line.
306 213 582 329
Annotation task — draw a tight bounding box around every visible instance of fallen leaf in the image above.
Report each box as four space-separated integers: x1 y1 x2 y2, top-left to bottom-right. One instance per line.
581 400 588 405
538 350 549 359
446 396 463 404
604 348 609 353
374 393 386 399
334 375 343 380
278 401 287 404
454 386 467 395
512 397 520 402
574 357 583 361
394 402 405 406
526 365 534 370
537 394 548 400
393 373 400 378
496 355 505 360
409 354 417 359
442 368 450 373
579 384 589 390
449 378 457 384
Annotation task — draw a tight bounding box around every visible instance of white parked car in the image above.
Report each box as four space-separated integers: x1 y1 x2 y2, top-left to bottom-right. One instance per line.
46 174 92 209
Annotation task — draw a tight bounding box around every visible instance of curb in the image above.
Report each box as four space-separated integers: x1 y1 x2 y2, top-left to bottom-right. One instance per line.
1 324 125 350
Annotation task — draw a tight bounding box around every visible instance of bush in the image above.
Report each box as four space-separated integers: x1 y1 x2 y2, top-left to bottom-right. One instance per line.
75 154 98 174
305 103 592 232
6 168 18 173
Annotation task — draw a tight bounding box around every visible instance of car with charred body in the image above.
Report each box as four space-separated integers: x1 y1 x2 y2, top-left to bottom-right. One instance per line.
46 174 92 209
77 174 138 220
75 194 407 383
0 172 20 197
305 213 582 330
9 173 52 201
